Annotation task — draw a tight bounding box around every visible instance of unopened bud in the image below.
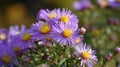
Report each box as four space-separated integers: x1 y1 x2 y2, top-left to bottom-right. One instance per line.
22 56 30 62
79 27 86 35
115 47 120 54
108 18 114 24
71 53 76 59
113 19 119 26
104 53 112 61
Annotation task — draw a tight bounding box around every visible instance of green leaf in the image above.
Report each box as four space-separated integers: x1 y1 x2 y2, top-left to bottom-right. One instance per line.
58 58 67 66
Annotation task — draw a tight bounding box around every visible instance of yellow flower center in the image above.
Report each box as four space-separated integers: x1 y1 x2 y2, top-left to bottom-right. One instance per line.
75 37 81 44
62 29 72 38
59 15 69 23
99 0 107 8
80 51 90 59
116 0 120 2
48 12 55 19
0 33 6 40
39 25 50 34
1 55 11 64
21 33 31 41
13 46 20 53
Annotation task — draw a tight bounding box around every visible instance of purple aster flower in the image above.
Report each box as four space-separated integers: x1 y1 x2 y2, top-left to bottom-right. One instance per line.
74 44 97 67
36 9 57 21
73 0 94 11
54 8 78 24
9 25 26 36
0 45 15 67
10 29 33 50
30 21 53 42
98 0 120 8
0 28 9 44
52 21 80 46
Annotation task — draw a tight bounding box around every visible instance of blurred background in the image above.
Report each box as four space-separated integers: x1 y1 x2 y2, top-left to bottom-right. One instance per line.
0 0 75 28
0 0 120 66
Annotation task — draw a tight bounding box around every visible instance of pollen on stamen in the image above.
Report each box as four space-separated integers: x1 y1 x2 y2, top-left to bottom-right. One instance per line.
80 51 90 59
48 12 55 19
39 25 51 34
59 15 69 23
62 29 72 38
75 37 81 44
13 46 20 53
1 55 11 64
21 33 31 41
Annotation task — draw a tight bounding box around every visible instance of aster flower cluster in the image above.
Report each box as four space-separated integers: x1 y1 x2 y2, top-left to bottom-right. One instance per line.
0 8 99 67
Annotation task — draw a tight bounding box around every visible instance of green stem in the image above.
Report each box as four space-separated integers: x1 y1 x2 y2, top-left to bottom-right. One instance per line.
101 53 118 67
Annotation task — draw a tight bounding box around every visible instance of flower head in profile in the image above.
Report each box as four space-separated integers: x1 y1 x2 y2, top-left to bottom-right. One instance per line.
9 25 26 36
73 0 94 11
52 21 80 46
75 44 97 67
0 29 9 44
0 44 15 67
36 9 57 21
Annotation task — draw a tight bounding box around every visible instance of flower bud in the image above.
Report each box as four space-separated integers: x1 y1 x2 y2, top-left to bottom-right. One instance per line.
71 53 76 59
79 27 86 35
22 56 30 62
108 18 114 25
104 53 112 61
115 47 120 54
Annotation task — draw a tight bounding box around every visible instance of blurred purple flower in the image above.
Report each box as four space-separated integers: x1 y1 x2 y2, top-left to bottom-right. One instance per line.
36 9 57 21
74 44 97 67
0 29 9 44
9 25 26 36
0 45 15 67
11 29 33 50
98 0 120 8
73 0 94 11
